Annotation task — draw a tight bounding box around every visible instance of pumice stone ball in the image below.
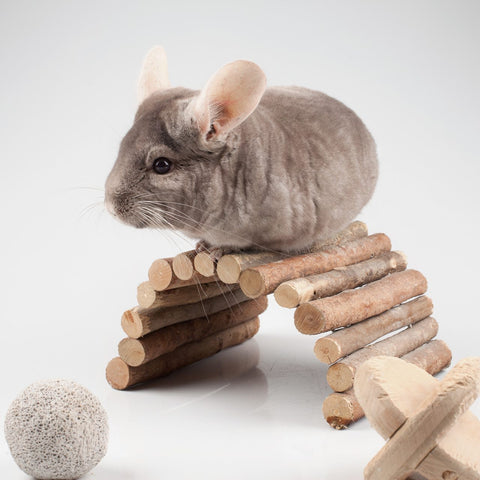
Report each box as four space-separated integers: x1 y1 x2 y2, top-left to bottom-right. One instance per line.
4 379 109 480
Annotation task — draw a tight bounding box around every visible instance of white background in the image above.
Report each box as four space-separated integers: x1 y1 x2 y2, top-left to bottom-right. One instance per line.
1 1 479 479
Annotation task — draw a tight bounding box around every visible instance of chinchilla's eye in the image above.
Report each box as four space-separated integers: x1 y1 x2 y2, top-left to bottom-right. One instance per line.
153 157 172 175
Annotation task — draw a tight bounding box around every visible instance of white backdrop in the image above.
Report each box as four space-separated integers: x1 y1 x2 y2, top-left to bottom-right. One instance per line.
1 1 479 479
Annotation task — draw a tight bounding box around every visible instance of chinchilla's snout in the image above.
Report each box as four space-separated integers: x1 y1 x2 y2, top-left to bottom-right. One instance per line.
104 172 147 228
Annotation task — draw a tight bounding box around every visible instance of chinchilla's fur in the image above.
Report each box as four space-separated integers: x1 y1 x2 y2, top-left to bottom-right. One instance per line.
105 47 378 253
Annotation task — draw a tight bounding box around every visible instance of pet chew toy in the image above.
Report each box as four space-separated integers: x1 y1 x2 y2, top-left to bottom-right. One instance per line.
4 379 108 480
355 355 480 480
106 220 451 431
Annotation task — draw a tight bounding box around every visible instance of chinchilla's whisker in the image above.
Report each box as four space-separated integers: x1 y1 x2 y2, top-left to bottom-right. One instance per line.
140 206 193 249
137 207 182 251
160 209 288 256
136 198 289 256
79 201 105 219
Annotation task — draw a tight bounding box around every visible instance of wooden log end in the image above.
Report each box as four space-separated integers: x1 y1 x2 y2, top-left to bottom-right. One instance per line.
327 362 355 392
121 309 144 339
106 357 131 390
322 392 363 429
294 303 326 335
172 252 194 280
239 269 266 298
148 258 173 291
217 255 242 284
194 252 216 277
118 338 146 367
136 281 156 308
274 278 313 308
314 337 343 364
274 282 299 308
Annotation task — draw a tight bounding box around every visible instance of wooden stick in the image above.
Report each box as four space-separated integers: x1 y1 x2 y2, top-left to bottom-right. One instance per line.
148 258 174 291
295 269 427 335
194 251 217 277
107 316 260 389
121 288 251 338
148 257 218 291
322 390 364 431
363 358 480 480
136 280 233 309
172 250 196 280
217 221 368 284
314 295 433 364
239 233 392 298
326 316 438 392
322 340 452 429
275 250 408 308
119 296 268 366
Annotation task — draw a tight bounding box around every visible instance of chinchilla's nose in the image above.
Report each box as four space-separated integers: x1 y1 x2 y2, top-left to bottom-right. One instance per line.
104 196 117 217
104 169 124 217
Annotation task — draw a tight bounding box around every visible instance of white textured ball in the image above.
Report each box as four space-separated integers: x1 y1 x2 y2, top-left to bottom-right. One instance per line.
4 380 108 480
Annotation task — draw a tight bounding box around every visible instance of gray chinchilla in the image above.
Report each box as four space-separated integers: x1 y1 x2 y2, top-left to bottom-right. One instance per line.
105 46 378 254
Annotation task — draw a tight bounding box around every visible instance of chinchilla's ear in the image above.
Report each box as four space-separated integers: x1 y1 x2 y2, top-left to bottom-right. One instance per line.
137 46 170 105
192 60 266 140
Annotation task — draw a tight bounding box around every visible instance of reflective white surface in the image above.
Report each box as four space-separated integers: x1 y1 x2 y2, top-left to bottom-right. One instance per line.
1 1 479 478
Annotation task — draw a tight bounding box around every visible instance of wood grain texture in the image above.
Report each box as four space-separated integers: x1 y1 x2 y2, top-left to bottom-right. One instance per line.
119 296 268 366
107 317 260 390
357 357 480 480
136 280 234 309
275 250 407 308
295 269 427 335
326 316 438 392
314 295 433 364
239 233 391 298
172 250 196 280
121 288 250 338
322 340 452 429
217 221 368 284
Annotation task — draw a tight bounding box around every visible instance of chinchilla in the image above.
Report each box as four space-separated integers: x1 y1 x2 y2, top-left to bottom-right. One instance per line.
105 46 378 254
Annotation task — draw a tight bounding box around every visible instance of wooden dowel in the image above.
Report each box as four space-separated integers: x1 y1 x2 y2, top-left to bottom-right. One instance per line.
295 269 427 335
107 316 260 390
401 338 452 374
326 316 438 392
217 221 368 284
136 280 234 309
363 358 480 480
239 233 392 299
119 296 268 366
148 258 173 291
314 295 433 364
194 252 217 277
322 390 364 430
217 251 289 285
172 250 196 280
148 258 219 291
121 288 250 339
322 339 452 429
275 251 408 308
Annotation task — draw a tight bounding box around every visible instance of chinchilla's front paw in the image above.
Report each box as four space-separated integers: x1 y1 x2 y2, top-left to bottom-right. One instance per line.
195 240 212 254
195 241 234 261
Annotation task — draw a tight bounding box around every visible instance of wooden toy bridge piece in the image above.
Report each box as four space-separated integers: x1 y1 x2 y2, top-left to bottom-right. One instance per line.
106 219 452 430
355 356 480 480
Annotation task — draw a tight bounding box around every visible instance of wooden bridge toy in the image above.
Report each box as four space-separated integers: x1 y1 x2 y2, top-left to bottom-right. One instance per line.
106 220 452 431
354 356 480 480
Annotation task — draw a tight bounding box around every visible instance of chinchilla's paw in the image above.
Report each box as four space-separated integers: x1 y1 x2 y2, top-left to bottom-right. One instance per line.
195 241 234 261
195 240 211 254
